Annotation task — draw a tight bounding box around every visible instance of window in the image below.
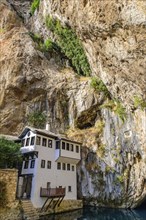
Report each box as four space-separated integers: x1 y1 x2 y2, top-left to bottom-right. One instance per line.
30 136 35 145
68 186 72 192
56 141 60 149
30 159 35 168
22 139 25 147
42 138 47 147
47 161 51 169
62 163 66 170
26 138 30 146
70 144 74 151
48 139 52 148
36 136 41 145
47 182 51 188
57 162 61 170
62 142 65 150
67 164 70 171
76 145 79 153
41 160 45 168
66 143 70 151
72 165 74 171
24 160 29 169
27 131 30 137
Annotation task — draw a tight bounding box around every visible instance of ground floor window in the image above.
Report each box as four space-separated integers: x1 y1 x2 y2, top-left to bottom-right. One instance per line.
67 164 70 171
47 182 51 188
62 163 66 170
68 186 72 192
72 165 74 171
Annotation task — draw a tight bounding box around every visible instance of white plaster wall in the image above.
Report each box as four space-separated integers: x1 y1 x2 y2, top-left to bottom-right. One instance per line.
20 131 79 208
60 148 80 160
32 141 78 208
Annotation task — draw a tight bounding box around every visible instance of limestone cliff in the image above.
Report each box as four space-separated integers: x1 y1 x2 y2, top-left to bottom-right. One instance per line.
0 0 146 208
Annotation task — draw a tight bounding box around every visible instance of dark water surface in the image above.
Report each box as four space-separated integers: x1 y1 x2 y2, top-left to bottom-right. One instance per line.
40 206 146 220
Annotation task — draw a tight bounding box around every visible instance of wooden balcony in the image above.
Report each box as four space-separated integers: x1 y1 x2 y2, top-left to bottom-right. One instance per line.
40 187 66 198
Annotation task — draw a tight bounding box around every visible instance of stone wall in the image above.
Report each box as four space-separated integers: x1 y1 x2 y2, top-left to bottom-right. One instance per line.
0 169 18 208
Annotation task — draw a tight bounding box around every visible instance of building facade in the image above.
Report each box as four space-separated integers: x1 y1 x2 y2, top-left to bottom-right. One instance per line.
18 127 81 208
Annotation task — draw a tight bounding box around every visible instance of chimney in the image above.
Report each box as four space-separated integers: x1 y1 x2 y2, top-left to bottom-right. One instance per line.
45 123 50 131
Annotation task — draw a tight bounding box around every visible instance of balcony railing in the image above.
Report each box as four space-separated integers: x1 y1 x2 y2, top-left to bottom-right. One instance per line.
40 187 66 198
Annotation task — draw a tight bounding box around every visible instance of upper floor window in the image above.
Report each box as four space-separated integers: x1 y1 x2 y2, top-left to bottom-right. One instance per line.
30 159 35 168
26 138 30 146
42 138 47 147
41 160 45 168
57 162 61 170
66 143 69 151
76 145 79 153
62 142 65 150
30 136 35 145
70 144 74 151
36 136 41 145
47 161 51 169
24 160 29 169
56 141 60 149
48 139 52 148
22 139 25 147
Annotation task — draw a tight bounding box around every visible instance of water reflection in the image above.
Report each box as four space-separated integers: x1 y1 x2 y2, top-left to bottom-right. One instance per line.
39 206 146 220
39 209 83 220
79 207 146 220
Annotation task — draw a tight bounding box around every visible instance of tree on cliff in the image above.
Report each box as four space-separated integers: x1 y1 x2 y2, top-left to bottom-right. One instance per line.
0 137 22 169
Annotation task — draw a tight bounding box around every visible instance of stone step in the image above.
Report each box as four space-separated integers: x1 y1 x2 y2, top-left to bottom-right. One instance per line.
21 200 39 220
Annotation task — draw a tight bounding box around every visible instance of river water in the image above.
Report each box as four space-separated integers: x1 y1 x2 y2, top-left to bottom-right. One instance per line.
40 206 146 220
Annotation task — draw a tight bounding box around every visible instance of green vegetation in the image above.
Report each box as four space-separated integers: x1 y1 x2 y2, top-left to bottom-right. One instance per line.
95 120 105 134
0 28 5 33
98 143 106 157
27 111 46 128
133 95 146 110
116 175 124 183
45 15 91 76
30 0 40 15
0 138 22 169
0 181 7 207
29 32 59 53
105 165 114 173
90 77 110 97
101 99 127 122
29 32 42 43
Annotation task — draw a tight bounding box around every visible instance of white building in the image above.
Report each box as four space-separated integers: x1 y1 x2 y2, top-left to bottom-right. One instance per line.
18 126 81 209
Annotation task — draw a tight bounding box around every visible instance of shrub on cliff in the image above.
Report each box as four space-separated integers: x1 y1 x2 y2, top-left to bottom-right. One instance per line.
46 16 91 76
30 0 40 15
90 77 110 97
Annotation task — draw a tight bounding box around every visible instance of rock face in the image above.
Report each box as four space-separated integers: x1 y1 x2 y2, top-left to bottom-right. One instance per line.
0 0 146 208
29 0 146 108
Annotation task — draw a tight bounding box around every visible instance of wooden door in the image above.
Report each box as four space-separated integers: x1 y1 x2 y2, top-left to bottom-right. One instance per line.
22 176 32 198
